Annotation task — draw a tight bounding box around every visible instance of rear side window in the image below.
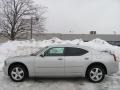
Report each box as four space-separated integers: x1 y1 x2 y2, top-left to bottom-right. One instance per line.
65 47 88 56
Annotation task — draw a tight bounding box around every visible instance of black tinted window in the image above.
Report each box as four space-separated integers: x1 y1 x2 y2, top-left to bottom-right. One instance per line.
65 47 88 56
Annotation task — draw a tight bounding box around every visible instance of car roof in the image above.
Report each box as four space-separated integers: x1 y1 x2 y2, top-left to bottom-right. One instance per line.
48 44 91 50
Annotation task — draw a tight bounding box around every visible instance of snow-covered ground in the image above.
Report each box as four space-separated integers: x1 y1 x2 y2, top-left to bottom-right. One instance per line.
0 72 120 90
0 37 120 90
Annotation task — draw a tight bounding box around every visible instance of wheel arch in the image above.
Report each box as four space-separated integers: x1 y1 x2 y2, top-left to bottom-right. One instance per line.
8 62 29 77
85 62 107 76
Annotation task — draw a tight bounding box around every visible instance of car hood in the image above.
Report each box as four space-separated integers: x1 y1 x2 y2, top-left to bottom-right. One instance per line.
6 55 34 62
10 55 30 58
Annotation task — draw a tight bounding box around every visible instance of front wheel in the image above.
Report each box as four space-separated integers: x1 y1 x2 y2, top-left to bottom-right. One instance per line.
9 65 28 82
86 66 105 83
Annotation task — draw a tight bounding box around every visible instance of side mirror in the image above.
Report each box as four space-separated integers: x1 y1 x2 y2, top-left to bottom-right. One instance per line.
40 54 44 57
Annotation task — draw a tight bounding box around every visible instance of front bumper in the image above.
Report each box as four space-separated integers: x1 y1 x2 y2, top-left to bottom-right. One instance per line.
3 65 9 76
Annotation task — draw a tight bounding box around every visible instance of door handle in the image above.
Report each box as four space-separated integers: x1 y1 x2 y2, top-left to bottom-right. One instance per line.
58 58 63 60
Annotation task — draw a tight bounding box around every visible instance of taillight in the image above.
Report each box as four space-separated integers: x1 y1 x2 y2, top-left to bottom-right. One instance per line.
111 54 117 61
101 51 117 61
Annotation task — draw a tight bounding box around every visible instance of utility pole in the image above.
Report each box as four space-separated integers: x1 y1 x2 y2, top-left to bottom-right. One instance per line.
30 17 33 39
30 16 39 39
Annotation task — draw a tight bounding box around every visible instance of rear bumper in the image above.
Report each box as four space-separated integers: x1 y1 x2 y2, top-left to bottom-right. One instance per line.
107 61 119 75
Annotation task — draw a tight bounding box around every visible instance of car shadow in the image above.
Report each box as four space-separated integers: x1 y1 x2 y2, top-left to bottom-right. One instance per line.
27 77 87 84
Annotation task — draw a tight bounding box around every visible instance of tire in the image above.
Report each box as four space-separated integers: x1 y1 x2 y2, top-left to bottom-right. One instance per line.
9 64 28 82
86 66 105 83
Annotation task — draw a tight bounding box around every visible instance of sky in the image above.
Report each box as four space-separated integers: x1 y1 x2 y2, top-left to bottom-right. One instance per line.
34 0 120 34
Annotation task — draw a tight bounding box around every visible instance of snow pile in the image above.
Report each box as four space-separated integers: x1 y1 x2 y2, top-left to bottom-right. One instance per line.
80 38 114 51
0 37 120 70
80 38 120 60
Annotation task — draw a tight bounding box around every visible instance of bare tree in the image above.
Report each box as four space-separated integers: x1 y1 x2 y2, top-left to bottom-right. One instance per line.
0 0 46 40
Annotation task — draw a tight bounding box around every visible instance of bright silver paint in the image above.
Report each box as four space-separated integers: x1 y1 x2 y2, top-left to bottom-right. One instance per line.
3 44 119 79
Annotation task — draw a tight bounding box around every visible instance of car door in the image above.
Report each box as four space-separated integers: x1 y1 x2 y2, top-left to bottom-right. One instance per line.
64 47 91 76
35 47 65 76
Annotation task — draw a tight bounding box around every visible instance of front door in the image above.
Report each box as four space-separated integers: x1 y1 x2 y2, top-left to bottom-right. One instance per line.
35 47 65 76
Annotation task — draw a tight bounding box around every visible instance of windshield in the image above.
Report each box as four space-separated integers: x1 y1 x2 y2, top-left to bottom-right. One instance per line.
31 46 48 56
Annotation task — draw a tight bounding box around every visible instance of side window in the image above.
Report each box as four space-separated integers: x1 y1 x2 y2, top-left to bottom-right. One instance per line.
65 47 88 56
45 47 64 56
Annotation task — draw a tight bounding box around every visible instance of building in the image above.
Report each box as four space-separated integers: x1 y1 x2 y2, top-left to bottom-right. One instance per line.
1 33 120 46
30 33 120 46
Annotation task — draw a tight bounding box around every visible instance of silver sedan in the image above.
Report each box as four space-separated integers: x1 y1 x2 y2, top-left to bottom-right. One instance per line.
3 44 119 82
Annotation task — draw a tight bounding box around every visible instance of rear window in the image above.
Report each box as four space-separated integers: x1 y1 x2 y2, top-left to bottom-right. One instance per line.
65 47 88 56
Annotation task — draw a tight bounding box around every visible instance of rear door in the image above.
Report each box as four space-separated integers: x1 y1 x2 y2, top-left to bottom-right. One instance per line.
64 47 91 76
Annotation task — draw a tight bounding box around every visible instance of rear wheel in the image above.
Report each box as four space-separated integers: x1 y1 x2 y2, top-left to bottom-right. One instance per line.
9 65 28 82
86 66 105 83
